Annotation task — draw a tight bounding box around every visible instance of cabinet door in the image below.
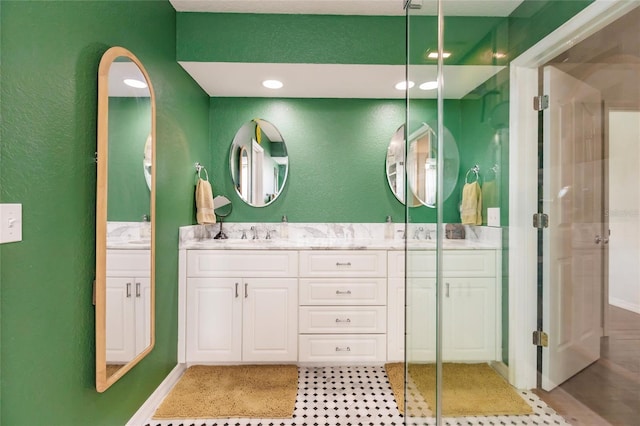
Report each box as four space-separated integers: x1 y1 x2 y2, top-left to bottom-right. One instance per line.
134 277 152 356
106 277 136 363
387 278 405 362
388 277 437 363
406 278 437 363
444 278 496 361
186 278 242 362
243 278 298 362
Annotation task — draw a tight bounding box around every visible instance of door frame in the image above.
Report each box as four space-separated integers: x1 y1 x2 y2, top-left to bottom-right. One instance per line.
508 0 637 390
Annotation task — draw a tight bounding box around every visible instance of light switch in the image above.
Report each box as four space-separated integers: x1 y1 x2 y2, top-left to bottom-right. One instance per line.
487 207 500 227
0 204 22 243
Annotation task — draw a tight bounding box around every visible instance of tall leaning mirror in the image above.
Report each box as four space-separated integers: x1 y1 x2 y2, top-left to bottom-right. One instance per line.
95 46 156 392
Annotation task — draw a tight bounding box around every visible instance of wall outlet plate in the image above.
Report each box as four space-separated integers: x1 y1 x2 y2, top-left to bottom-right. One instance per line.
487 207 500 227
0 203 22 243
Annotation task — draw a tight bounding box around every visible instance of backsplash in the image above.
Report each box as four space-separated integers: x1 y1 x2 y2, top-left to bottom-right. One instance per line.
179 222 502 247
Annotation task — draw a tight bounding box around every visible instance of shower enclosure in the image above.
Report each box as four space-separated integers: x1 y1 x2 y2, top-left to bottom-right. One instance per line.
403 1 640 424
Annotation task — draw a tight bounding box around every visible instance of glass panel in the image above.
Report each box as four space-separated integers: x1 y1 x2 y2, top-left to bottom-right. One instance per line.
536 5 640 425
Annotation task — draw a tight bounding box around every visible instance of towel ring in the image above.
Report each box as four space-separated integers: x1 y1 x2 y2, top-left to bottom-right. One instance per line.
195 162 209 181
465 165 480 184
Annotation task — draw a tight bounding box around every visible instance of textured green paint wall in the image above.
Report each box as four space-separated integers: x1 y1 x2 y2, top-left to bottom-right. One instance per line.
209 98 468 224
0 1 209 425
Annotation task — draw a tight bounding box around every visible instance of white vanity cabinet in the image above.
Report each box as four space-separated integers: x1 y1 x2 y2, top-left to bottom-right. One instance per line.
105 249 151 363
185 250 298 363
298 250 387 362
387 249 500 362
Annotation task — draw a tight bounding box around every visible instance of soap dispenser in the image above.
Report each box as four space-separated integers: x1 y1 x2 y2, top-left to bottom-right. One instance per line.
280 215 289 239
140 214 151 240
385 216 394 240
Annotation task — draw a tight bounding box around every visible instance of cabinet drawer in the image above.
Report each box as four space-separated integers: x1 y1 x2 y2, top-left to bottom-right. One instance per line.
298 335 386 362
187 250 298 277
299 251 386 277
299 306 386 334
299 278 386 305
394 250 496 277
106 249 151 277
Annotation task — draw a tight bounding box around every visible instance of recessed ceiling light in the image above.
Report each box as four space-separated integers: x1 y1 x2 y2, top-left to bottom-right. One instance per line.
262 79 283 89
123 78 147 89
427 51 451 59
419 81 438 90
395 81 415 90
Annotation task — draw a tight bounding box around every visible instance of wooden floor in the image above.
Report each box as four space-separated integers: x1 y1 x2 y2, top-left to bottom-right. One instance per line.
535 305 640 425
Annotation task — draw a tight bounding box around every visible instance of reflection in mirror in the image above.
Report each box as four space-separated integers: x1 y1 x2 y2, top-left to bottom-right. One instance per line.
387 123 460 208
386 125 420 207
96 47 155 392
212 195 232 239
230 119 289 207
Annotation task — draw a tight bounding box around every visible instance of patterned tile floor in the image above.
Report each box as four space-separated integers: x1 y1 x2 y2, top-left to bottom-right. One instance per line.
146 365 570 426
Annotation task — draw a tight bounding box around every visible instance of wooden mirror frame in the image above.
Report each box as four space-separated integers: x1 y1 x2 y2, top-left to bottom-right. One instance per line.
95 46 156 392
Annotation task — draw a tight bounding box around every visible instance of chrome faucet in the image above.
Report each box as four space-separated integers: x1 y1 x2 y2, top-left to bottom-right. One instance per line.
413 227 424 240
241 229 247 239
265 229 276 239
250 226 258 240
425 228 432 240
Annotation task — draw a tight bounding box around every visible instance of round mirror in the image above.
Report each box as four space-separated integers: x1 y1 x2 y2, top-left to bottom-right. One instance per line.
212 195 232 239
229 119 289 207
386 122 460 207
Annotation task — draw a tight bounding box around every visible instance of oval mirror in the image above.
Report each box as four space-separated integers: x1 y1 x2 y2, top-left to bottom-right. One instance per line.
229 119 289 207
387 122 459 207
95 47 155 392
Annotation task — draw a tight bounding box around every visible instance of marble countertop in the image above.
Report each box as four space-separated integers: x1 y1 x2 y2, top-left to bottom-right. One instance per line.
179 238 500 250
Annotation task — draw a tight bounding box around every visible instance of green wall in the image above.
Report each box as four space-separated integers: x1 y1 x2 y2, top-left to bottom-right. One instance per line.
0 1 210 425
108 97 151 222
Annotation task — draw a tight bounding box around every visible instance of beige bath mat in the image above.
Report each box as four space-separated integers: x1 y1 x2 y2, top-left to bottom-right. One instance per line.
385 362 533 417
153 364 298 419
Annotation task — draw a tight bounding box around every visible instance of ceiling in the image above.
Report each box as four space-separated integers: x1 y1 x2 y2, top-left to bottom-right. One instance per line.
170 0 521 99
169 0 522 17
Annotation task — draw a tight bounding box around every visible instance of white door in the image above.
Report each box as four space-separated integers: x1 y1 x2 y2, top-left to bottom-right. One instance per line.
242 278 298 362
186 278 242 362
541 66 604 390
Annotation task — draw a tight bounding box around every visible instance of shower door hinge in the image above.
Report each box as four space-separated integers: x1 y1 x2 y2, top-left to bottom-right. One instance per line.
533 95 549 111
533 330 549 347
532 212 549 229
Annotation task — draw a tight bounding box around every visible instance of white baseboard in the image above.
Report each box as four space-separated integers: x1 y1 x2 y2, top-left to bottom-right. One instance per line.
609 298 640 315
126 363 186 426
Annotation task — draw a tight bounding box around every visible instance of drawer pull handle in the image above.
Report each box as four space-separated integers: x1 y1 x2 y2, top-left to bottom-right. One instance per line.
446 282 450 298
335 290 352 295
336 262 352 267
245 283 248 298
335 346 351 352
135 282 141 298
126 282 131 298
235 282 239 298
335 318 351 324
